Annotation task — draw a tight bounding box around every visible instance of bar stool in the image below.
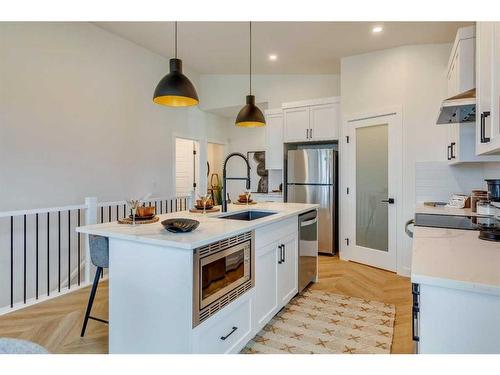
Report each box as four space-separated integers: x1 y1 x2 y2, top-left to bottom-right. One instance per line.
80 235 109 337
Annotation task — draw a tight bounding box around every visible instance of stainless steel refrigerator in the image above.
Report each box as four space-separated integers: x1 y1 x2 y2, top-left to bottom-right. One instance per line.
286 148 337 255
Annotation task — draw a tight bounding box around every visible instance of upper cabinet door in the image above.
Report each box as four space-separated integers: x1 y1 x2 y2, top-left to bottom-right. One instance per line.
476 22 500 155
265 110 284 170
490 23 500 150
283 107 310 142
310 103 340 141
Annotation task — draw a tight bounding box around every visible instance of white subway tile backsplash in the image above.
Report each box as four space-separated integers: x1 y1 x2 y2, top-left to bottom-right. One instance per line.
415 161 500 203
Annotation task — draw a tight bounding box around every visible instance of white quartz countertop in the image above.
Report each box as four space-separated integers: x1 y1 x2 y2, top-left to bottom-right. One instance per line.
411 226 500 296
76 202 318 250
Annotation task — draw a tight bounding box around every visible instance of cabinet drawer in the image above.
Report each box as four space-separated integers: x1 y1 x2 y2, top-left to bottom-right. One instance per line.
255 216 298 248
192 295 252 354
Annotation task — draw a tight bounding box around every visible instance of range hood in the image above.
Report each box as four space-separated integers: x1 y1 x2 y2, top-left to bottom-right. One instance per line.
436 88 476 125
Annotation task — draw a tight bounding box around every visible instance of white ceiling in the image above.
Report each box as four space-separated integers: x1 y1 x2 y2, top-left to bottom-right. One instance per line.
94 21 472 74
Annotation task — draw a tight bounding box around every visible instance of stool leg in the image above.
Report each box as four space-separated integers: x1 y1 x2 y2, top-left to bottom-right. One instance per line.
81 267 102 337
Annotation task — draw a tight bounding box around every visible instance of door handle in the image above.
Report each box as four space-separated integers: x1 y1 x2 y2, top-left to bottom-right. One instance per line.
220 326 238 340
282 243 286 263
381 198 395 204
306 128 309 139
310 128 313 139
450 142 456 159
278 245 283 264
405 219 414 238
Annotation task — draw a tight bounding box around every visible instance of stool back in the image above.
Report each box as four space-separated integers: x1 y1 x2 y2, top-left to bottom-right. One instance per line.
89 235 109 269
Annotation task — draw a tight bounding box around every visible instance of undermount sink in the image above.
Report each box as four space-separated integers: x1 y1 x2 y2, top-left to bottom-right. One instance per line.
218 210 277 221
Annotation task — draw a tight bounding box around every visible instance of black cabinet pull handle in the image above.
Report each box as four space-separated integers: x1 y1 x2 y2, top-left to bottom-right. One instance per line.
310 128 313 139
282 244 286 263
482 111 491 143
220 326 238 341
450 142 456 159
278 245 283 264
381 198 395 204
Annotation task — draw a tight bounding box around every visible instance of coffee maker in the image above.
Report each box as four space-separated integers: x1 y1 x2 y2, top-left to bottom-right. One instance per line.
486 179 500 220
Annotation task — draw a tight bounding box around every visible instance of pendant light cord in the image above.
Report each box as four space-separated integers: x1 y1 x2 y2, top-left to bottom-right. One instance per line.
249 21 252 95
174 21 178 58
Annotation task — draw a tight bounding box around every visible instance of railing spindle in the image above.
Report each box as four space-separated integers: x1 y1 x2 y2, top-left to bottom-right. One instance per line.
23 214 27 304
47 212 50 296
78 209 81 286
58 211 61 293
10 216 13 308
68 210 71 290
36 213 39 299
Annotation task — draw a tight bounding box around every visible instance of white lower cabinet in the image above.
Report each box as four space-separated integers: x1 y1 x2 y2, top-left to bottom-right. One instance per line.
414 283 500 353
254 242 279 331
253 218 299 334
277 233 299 306
192 292 254 354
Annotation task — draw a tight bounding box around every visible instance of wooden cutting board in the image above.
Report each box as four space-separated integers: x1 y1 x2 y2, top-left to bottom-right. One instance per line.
189 207 220 213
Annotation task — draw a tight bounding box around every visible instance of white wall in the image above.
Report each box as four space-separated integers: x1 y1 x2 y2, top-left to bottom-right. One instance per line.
200 74 340 198
340 44 453 275
0 22 227 211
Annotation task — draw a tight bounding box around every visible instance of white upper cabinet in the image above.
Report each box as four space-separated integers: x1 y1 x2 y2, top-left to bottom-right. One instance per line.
283 106 310 142
283 97 340 143
446 27 475 98
264 109 284 170
310 103 340 141
443 24 500 162
476 22 500 155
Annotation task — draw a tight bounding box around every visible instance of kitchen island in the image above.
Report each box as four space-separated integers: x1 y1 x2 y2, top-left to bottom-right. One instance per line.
77 202 318 354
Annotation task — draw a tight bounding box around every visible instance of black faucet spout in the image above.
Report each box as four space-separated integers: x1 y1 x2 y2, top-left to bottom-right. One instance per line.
221 152 251 212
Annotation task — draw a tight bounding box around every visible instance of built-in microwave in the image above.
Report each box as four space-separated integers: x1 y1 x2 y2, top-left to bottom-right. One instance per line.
193 231 254 327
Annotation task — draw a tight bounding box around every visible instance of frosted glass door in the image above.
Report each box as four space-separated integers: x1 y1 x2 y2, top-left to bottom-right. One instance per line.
345 112 401 272
355 124 388 252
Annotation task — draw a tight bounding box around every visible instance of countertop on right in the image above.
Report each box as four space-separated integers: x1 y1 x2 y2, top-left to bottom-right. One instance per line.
411 225 500 296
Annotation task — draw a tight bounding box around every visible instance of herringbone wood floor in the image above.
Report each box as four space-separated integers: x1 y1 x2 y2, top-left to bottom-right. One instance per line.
0 256 412 354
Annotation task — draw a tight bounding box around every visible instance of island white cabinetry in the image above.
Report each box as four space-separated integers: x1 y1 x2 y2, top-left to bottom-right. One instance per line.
77 202 317 354
253 216 298 333
264 108 284 170
283 97 340 143
476 22 500 155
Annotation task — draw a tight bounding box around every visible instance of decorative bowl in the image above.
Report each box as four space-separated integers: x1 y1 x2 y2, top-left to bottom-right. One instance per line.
161 218 200 233
137 206 155 217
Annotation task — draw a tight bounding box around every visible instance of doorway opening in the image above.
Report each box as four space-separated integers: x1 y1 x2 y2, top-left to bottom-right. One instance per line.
206 142 224 205
175 138 200 198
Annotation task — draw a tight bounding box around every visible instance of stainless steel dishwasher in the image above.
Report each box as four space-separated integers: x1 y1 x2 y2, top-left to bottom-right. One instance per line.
298 210 318 293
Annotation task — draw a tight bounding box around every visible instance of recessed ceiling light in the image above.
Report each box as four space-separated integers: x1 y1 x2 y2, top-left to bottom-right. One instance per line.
372 26 383 33
268 54 278 61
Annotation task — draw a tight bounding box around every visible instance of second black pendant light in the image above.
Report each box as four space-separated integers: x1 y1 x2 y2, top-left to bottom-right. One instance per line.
153 22 199 107
235 22 266 127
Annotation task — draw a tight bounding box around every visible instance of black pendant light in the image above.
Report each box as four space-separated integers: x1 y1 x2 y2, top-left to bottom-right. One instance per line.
153 22 199 107
235 22 266 127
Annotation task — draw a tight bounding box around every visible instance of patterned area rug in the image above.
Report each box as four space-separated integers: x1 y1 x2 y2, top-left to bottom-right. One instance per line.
242 289 395 354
